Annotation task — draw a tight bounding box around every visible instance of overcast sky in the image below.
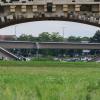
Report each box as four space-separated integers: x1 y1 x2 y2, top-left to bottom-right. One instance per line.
0 21 100 37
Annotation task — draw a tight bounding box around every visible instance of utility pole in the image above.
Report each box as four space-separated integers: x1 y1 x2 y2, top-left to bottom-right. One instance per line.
14 25 17 36
14 25 17 41
62 27 66 41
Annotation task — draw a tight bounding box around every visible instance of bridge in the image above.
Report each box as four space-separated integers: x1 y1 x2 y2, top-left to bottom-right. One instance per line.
0 40 100 60
0 0 100 28
0 41 100 50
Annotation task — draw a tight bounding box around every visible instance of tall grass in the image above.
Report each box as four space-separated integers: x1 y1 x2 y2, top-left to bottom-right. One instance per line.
0 61 100 100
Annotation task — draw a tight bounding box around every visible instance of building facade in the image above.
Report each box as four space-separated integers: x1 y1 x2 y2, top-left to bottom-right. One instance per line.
0 0 100 24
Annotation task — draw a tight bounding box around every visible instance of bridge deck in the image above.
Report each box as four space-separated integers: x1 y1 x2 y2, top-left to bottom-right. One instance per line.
0 41 100 49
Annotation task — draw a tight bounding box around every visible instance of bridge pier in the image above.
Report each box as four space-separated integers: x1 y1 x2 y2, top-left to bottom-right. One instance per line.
36 42 40 58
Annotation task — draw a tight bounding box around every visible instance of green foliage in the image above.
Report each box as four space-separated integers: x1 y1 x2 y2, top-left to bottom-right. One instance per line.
0 61 100 67
0 62 100 100
17 32 91 43
66 36 90 42
17 34 38 41
50 32 63 42
32 57 54 61
90 30 100 43
17 32 64 42
81 37 90 41
38 32 51 42
67 36 81 42
38 32 63 42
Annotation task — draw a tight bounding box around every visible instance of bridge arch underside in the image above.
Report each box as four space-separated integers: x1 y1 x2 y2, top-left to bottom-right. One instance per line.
0 0 100 28
0 17 100 29
0 2 100 28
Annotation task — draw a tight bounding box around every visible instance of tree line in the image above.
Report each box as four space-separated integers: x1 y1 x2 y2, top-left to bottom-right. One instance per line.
16 30 100 43
17 32 90 42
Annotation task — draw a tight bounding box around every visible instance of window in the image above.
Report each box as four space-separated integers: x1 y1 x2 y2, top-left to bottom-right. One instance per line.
47 3 52 12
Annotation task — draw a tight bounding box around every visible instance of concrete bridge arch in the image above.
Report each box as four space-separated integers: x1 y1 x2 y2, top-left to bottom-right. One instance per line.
0 0 100 28
0 14 100 29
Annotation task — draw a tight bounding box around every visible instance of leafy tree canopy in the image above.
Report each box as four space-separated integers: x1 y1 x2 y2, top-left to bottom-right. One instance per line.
90 30 100 43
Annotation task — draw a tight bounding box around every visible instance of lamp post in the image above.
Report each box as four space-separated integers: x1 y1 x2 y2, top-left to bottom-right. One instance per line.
14 25 17 35
14 25 18 41
62 26 66 41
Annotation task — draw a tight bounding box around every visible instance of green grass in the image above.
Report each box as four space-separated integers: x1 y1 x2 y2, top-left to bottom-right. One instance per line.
0 61 100 67
0 61 100 100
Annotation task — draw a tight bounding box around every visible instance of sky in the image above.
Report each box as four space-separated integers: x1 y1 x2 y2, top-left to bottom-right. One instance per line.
0 21 100 37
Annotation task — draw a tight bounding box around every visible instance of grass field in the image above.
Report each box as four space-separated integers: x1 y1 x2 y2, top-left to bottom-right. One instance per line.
0 61 100 100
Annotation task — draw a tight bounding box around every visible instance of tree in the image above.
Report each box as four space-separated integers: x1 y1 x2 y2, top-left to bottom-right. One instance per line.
81 37 90 41
17 34 38 41
67 36 81 42
38 32 51 42
50 32 63 42
89 30 100 55
38 32 64 42
90 30 100 43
